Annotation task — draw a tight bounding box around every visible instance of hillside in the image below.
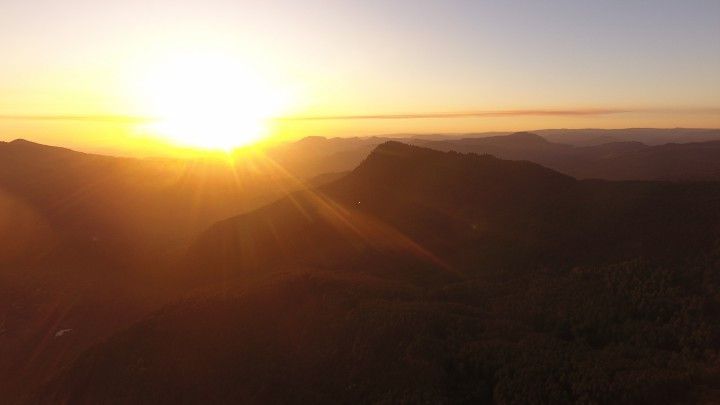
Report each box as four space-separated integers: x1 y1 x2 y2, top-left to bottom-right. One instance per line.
35 142 720 404
189 141 720 284
0 139 325 401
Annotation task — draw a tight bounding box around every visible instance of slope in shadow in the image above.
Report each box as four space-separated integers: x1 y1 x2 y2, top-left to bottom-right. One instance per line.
35 142 720 404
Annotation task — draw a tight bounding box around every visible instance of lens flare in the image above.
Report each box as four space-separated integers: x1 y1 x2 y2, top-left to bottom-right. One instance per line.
134 51 291 150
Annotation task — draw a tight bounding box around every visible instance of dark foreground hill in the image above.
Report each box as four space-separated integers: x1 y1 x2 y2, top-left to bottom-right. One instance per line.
35 143 720 404
0 139 340 402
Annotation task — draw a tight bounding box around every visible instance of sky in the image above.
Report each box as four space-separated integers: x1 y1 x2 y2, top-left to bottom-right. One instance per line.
1 0 719 154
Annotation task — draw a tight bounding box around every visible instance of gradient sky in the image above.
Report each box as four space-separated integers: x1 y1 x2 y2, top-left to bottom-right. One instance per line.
1 0 719 154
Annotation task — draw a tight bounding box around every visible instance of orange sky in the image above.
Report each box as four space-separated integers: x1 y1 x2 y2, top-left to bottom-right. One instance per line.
1 0 719 155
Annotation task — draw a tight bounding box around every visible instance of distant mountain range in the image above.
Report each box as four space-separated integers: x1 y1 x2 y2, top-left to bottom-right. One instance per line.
266 128 720 181
407 128 720 146
532 128 720 146
418 132 720 181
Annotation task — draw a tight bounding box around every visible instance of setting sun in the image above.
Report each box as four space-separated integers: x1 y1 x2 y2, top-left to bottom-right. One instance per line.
134 51 291 150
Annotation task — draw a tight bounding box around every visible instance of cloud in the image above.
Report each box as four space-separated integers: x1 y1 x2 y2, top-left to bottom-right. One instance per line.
0 107 718 123
0 115 152 123
278 108 631 121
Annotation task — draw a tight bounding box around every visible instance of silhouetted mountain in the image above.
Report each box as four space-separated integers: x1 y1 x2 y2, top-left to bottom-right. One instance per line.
185 142 579 285
390 128 720 146
261 136 394 178
569 140 720 180
37 142 720 404
264 130 720 182
0 139 252 264
419 131 569 161
422 133 720 181
188 142 720 282
467 131 549 144
534 128 720 146
0 139 342 401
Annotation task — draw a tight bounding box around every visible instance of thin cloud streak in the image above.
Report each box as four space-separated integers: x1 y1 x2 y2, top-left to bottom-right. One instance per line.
1 107 718 123
281 107 720 121
0 115 153 123
279 108 631 121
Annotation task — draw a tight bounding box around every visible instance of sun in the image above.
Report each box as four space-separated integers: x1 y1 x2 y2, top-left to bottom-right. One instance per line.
135 51 290 150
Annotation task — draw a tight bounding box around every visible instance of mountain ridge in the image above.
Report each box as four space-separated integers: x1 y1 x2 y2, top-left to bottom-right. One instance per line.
34 140 720 404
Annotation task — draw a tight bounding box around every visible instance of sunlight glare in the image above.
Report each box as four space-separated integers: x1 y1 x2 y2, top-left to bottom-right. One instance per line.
136 51 291 150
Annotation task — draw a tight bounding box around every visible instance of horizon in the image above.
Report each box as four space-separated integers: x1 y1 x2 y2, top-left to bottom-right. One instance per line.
5 126 720 158
1 0 719 154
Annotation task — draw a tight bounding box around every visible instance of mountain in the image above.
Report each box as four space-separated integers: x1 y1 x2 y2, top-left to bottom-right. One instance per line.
388 128 720 146
421 134 720 181
188 141 720 282
261 136 394 178
417 131 573 162
0 139 271 263
36 142 720 404
261 130 720 182
184 141 577 286
569 140 720 180
534 128 720 146
0 137 370 269
0 139 332 402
